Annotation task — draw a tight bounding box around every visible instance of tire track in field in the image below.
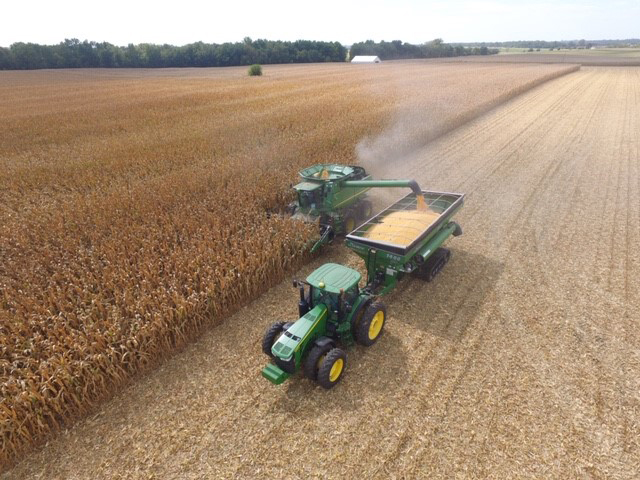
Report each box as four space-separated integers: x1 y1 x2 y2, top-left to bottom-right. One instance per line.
359 69 600 476
366 67 640 477
370 77 591 475
480 69 640 476
424 68 593 178
398 69 593 188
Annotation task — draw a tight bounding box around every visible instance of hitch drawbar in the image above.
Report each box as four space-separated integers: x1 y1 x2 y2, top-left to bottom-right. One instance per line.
262 364 290 385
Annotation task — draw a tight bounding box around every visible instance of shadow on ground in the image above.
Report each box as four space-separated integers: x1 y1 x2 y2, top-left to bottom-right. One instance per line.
271 330 408 409
390 248 504 341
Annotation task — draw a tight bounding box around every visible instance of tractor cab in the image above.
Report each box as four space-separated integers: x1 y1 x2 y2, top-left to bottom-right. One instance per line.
266 263 362 380
305 263 361 314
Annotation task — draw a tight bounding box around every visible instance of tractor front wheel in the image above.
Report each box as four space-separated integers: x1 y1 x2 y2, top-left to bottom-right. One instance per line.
355 302 386 346
303 342 332 380
317 348 347 389
262 322 286 358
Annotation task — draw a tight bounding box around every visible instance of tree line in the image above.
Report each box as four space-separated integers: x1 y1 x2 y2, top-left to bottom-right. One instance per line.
0 38 347 70
0 37 501 70
456 39 640 49
349 39 498 60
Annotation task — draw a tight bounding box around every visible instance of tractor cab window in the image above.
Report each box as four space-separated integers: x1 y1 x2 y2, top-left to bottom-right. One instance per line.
344 286 358 303
313 289 339 311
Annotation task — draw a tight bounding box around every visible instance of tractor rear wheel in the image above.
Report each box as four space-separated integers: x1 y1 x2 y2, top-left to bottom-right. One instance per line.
303 342 332 380
262 322 286 358
317 347 347 389
355 302 386 346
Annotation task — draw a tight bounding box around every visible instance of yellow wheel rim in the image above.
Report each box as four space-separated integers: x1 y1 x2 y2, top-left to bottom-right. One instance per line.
345 218 355 232
368 311 384 340
329 358 343 382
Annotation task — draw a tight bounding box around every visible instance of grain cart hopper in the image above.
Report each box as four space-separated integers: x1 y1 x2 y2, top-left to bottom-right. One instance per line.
289 164 425 252
262 189 464 389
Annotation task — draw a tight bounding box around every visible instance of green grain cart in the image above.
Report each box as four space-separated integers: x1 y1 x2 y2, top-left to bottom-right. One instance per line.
262 189 464 389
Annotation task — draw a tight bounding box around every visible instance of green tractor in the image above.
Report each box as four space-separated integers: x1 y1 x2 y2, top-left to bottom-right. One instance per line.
263 188 465 389
262 263 384 388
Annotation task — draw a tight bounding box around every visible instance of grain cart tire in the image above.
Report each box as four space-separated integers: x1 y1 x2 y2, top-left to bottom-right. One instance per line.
355 302 386 346
303 341 333 380
317 347 347 389
343 214 357 234
262 322 287 358
359 200 373 219
417 248 450 282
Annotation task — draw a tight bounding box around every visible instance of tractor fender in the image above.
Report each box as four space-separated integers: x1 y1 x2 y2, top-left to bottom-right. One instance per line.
348 296 374 332
313 336 336 350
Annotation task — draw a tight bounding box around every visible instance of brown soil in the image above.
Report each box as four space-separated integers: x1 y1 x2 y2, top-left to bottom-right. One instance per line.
3 66 640 479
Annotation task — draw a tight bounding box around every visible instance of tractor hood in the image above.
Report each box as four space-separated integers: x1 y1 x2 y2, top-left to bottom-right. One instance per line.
271 304 328 361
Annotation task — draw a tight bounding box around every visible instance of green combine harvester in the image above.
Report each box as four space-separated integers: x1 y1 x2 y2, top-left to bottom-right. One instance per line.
289 164 425 252
263 170 464 389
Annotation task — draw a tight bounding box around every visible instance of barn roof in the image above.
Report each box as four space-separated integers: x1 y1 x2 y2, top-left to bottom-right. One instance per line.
351 55 381 63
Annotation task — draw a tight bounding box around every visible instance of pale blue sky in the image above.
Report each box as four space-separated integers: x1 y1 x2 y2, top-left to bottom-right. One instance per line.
2 0 638 47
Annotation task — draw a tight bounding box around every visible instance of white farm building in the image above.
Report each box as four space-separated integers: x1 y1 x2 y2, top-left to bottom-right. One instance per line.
351 55 381 64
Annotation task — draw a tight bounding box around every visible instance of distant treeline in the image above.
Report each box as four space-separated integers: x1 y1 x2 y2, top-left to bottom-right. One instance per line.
349 39 498 60
0 38 347 70
456 39 640 49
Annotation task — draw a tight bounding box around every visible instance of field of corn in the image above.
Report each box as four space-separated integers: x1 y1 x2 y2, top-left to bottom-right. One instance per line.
0 61 604 472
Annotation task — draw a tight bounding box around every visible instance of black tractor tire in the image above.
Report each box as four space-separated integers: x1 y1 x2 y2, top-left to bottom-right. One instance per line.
343 214 357 234
414 248 451 282
359 200 373 219
303 342 333 380
355 302 387 346
262 322 286 358
317 347 347 389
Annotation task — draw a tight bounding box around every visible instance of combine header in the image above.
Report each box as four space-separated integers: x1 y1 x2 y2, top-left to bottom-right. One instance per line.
263 176 464 389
